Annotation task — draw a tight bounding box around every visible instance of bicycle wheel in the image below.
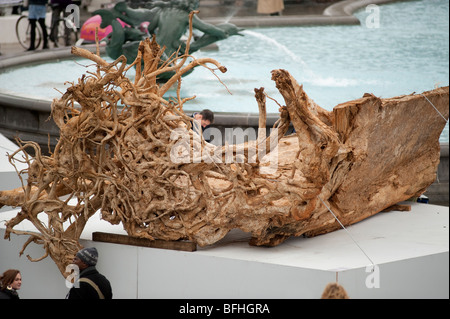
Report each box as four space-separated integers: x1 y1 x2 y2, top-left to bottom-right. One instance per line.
52 18 78 47
16 15 42 49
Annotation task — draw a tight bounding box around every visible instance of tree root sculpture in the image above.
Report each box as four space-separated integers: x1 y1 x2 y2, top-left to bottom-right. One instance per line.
1 13 448 277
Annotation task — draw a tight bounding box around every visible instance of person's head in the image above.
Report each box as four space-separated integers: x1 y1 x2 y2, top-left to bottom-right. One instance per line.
199 109 214 128
72 247 98 271
0 269 22 291
321 282 349 299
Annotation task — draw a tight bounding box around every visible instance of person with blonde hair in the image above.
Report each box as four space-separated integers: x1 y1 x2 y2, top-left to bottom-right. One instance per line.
321 282 349 299
0 269 22 299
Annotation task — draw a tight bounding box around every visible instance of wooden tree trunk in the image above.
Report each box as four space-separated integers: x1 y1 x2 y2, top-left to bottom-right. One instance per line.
0 28 448 276
256 70 448 244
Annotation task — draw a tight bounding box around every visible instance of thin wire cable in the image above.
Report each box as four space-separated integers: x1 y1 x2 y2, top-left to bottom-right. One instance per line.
421 93 448 123
0 145 16 153
318 196 376 267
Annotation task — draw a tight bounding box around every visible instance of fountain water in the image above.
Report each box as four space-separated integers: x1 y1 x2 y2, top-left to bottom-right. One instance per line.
224 5 242 24
242 29 372 89
243 29 314 76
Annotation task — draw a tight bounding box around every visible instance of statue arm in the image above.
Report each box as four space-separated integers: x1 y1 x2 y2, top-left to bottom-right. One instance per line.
192 15 227 39
147 14 160 34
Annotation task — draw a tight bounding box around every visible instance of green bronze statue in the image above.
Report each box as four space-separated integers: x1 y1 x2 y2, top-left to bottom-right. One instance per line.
94 0 243 81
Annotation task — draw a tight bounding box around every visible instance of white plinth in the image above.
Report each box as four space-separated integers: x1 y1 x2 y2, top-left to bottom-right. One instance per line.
0 200 448 299
0 133 27 200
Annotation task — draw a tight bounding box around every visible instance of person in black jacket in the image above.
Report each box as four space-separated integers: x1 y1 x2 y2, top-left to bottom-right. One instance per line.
0 269 22 299
66 247 113 299
49 0 73 47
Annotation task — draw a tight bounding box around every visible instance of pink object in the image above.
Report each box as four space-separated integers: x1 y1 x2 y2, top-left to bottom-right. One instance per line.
80 15 129 42
139 21 150 33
